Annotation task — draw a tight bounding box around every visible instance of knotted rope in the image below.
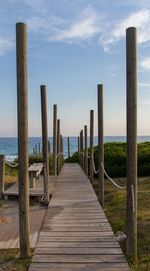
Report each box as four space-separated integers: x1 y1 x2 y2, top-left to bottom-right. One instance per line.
5 160 18 168
101 162 126 189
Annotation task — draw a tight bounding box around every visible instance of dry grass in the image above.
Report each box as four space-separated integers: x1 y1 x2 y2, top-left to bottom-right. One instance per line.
93 177 150 271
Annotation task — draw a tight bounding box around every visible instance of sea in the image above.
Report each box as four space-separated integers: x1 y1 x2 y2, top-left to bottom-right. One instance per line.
0 136 150 162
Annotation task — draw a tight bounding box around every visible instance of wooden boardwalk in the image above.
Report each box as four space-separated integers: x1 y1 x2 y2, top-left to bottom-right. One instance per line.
29 163 130 271
0 206 46 250
3 176 57 198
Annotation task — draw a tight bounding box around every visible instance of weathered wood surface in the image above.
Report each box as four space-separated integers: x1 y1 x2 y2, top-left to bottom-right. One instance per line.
29 163 130 271
29 163 43 188
29 163 43 174
3 176 57 197
0 206 46 250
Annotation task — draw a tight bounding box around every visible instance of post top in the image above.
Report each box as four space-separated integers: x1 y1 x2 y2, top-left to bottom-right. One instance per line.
16 22 26 27
126 27 136 32
98 84 103 91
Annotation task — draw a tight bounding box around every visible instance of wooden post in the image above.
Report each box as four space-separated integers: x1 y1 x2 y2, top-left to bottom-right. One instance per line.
53 104 57 175
35 144 37 154
126 27 137 259
90 110 94 183
41 85 49 205
48 140 50 154
67 137 71 158
77 136 80 163
79 135 81 165
61 136 64 166
98 84 104 207
29 172 35 188
84 125 88 176
80 130 84 169
0 155 5 199
38 143 41 154
60 134 63 169
57 119 61 174
16 22 30 258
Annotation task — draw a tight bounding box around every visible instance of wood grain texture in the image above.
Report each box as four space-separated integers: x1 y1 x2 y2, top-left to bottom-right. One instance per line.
0 206 45 249
3 176 56 197
29 163 130 271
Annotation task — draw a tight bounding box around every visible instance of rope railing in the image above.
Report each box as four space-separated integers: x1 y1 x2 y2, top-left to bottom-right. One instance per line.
101 162 126 189
5 160 18 168
80 151 126 190
91 155 99 174
41 165 49 204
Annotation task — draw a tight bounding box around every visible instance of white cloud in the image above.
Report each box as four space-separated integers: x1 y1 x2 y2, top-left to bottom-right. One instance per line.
25 6 150 52
140 57 150 70
138 82 150 87
99 9 150 52
27 16 66 35
49 7 101 42
140 100 150 105
0 38 14 56
27 6 102 44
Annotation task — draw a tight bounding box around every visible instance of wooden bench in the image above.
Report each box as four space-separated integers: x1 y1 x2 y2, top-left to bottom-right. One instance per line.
29 163 43 188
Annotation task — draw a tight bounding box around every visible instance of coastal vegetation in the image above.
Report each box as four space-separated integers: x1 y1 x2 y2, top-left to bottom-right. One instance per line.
2 142 150 270
93 178 150 270
66 142 150 177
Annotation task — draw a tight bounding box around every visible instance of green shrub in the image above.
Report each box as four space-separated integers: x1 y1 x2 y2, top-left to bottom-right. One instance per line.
66 142 150 177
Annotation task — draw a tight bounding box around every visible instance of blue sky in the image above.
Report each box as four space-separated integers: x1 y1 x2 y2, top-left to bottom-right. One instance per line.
0 0 150 136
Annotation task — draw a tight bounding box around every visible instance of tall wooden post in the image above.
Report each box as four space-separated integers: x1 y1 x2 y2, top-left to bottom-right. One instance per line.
57 119 61 174
79 132 81 166
78 136 80 163
35 144 37 154
126 27 137 259
16 22 30 258
90 110 94 183
60 135 63 169
48 140 51 155
61 135 64 163
84 125 88 176
53 104 57 175
41 85 49 205
98 84 104 207
0 155 5 199
38 143 41 154
67 137 70 158
80 130 84 169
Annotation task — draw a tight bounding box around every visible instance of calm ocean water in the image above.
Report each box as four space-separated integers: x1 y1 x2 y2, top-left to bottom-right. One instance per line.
0 136 150 161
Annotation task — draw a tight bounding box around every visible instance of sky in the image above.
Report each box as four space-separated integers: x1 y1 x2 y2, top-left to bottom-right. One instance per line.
0 0 150 137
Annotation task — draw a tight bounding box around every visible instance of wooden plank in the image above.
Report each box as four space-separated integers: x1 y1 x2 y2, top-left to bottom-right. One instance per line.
32 254 127 263
0 206 46 250
29 163 43 173
3 175 57 197
39 232 114 237
35 247 122 254
28 163 130 271
29 263 129 271
41 226 112 232
36 241 120 248
38 236 118 242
